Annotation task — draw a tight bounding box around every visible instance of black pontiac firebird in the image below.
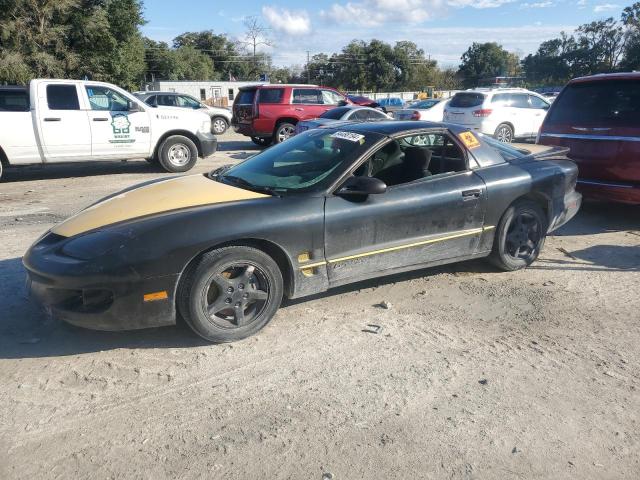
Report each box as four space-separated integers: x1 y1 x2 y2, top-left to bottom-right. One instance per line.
24 121 581 342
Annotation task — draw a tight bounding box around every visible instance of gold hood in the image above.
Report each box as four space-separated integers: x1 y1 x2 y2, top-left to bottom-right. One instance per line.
52 174 268 237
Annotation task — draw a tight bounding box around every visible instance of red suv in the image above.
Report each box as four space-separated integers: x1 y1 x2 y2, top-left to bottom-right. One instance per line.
232 85 348 146
538 72 640 204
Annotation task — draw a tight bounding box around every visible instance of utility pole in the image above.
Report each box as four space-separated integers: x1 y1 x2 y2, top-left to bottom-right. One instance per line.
307 51 311 84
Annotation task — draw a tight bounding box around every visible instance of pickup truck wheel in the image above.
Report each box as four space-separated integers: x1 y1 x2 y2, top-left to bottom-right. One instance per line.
274 122 295 144
489 200 547 271
251 137 272 147
211 117 228 134
158 135 198 173
178 246 283 343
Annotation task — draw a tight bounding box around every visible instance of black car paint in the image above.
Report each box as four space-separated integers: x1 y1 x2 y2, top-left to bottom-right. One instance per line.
23 121 581 331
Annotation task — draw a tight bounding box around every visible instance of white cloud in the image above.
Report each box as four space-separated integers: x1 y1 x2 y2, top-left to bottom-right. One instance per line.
521 1 554 8
577 0 587 4
262 6 312 36
593 3 619 12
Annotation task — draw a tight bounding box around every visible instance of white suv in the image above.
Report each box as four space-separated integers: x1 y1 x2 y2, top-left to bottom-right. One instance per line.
443 88 550 142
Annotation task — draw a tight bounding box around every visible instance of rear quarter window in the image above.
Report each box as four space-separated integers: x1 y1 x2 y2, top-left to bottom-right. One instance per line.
0 90 29 111
258 88 284 104
546 79 640 128
450 92 485 108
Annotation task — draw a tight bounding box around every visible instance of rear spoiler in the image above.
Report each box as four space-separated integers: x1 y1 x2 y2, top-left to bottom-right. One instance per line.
520 145 570 159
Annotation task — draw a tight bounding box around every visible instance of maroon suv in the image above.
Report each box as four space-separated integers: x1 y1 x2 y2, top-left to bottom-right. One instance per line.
538 72 640 204
232 85 349 145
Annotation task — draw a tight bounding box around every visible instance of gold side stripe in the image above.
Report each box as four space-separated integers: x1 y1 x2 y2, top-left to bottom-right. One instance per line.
297 226 494 270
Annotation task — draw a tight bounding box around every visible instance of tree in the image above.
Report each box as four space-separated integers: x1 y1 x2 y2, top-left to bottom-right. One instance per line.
0 0 146 88
621 2 640 69
458 42 515 87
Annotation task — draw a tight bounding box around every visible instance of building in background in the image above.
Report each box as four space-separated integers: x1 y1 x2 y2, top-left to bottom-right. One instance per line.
141 80 267 107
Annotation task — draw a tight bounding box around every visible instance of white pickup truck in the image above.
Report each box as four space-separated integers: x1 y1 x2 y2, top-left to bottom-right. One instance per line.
0 79 217 180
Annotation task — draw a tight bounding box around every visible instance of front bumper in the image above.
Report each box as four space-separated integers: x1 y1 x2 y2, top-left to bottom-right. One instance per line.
23 236 179 331
197 131 218 158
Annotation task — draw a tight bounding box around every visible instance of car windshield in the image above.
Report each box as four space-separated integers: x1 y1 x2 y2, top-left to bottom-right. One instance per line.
320 107 351 119
217 129 383 194
478 134 527 161
410 100 440 109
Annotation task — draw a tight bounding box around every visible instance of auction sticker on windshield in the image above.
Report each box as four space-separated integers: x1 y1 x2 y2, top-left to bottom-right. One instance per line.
331 131 366 144
458 131 481 149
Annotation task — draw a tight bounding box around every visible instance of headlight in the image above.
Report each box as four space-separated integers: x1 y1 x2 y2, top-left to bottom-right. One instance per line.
60 231 130 260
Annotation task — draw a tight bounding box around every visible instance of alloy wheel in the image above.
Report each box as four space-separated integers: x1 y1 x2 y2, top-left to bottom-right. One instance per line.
202 263 270 329
505 212 542 262
496 126 513 143
212 118 227 134
277 125 295 143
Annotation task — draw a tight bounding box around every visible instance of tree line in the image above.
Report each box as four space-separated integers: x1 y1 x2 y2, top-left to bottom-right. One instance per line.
1 0 639 91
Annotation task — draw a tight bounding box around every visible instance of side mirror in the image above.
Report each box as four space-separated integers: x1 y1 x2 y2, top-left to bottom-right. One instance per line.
129 101 143 113
337 176 387 196
338 100 348 107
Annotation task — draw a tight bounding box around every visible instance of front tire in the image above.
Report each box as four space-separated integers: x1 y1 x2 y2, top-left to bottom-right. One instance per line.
178 246 284 343
158 135 198 173
494 123 514 143
489 200 547 271
211 117 229 134
274 122 295 144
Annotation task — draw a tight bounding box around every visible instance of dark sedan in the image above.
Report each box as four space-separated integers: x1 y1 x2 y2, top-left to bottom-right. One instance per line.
24 122 581 343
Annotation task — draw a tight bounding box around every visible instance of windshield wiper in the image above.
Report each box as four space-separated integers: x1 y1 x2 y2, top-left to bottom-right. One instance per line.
221 174 280 196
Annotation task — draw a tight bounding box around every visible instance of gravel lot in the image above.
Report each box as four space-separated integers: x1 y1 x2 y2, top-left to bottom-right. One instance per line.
1 132 639 479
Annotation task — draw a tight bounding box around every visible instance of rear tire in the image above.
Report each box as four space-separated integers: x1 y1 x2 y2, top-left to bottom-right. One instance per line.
178 246 283 343
274 122 295 144
158 135 198 173
489 200 547 271
494 123 514 143
251 136 273 147
211 117 229 134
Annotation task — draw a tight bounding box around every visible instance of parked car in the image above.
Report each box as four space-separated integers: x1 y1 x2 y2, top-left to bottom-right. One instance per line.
295 106 391 134
231 84 349 146
444 88 550 143
347 94 380 109
376 97 405 115
134 91 232 134
538 72 640 204
394 98 449 122
0 80 216 180
24 121 581 343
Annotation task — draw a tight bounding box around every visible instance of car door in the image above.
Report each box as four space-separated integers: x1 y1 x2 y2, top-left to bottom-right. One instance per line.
37 83 91 161
323 130 487 285
84 85 151 158
528 94 550 135
291 88 325 119
509 93 534 137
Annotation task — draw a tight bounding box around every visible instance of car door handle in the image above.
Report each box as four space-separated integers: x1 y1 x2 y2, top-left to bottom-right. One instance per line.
462 189 481 200
92 117 109 122
44 117 61 122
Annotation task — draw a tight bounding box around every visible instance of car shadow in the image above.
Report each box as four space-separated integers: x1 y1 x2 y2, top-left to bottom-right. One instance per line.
216 140 261 152
552 200 639 236
2 160 162 183
532 244 640 272
0 256 493 359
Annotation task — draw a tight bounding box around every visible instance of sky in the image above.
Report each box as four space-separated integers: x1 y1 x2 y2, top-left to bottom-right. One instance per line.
141 0 626 67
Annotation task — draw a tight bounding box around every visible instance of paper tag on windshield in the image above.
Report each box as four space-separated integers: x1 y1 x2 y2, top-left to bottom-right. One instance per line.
331 131 365 144
458 131 481 149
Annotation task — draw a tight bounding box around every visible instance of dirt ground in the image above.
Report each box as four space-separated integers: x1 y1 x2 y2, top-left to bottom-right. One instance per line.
1 132 639 479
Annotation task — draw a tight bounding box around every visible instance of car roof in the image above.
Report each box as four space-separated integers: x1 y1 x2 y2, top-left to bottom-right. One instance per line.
327 120 468 136
136 91 191 96
570 71 640 83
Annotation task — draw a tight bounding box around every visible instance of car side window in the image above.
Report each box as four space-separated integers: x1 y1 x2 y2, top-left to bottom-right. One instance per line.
47 84 80 110
177 95 201 108
292 88 321 104
321 89 343 105
355 133 467 187
350 110 367 120
85 86 129 111
156 95 177 107
491 93 511 106
258 88 284 103
528 95 549 110
510 94 529 109
145 95 157 107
